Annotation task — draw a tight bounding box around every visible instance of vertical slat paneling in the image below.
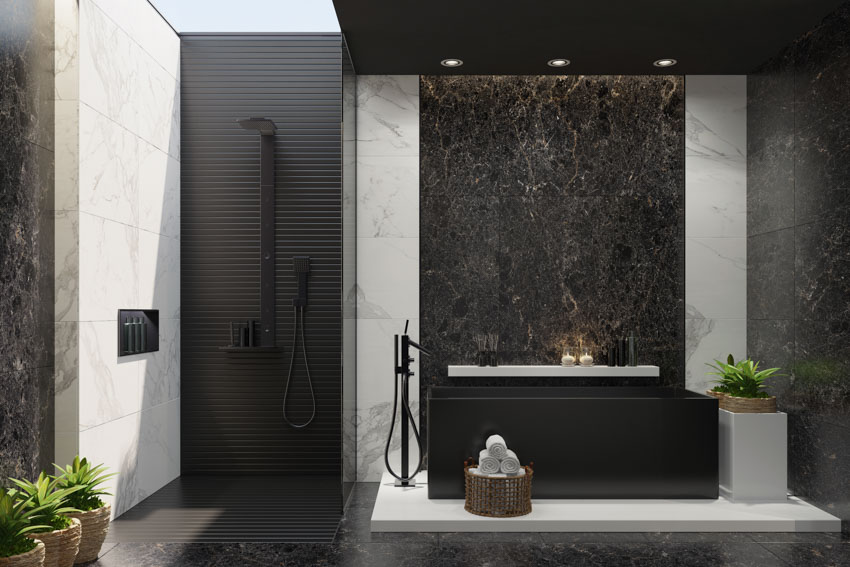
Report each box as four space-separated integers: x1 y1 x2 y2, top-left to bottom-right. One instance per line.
180 34 343 475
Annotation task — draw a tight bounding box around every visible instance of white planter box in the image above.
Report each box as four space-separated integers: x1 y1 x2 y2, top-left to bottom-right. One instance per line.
719 409 787 502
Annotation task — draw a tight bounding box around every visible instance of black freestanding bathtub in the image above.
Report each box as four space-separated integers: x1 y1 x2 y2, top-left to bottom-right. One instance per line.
427 387 718 499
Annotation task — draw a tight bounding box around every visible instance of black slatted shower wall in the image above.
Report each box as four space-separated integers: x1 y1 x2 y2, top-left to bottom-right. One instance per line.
180 34 343 475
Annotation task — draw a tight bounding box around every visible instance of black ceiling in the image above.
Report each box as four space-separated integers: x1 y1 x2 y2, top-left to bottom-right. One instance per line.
332 0 845 75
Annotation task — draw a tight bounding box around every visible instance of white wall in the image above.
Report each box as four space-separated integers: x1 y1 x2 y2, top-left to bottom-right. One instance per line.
54 0 181 518
355 76 420 481
684 76 747 392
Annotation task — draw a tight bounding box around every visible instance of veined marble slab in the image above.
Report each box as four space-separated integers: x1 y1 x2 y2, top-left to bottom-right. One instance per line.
371 471 841 533
448 365 660 378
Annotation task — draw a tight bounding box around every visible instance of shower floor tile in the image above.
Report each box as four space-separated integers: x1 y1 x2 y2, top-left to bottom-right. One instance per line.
107 476 342 543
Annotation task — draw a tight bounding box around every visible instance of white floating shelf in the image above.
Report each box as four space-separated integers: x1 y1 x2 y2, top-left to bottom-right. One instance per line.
448 365 660 378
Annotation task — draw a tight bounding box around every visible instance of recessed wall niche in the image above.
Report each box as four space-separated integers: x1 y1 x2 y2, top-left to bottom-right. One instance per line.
118 309 160 356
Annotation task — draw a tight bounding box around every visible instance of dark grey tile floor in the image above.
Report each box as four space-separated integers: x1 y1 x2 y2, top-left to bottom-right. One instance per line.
89 482 850 567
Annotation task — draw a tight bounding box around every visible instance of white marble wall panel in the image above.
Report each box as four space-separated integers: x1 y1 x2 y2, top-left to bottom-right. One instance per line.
357 156 419 238
54 0 79 102
54 101 79 211
138 229 180 319
78 411 141 518
356 76 420 480
54 210 79 322
685 76 747 391
140 318 180 410
55 0 180 518
88 0 180 79
54 321 79 435
135 399 180 502
686 238 747 319
139 140 180 238
79 321 141 430
78 213 139 322
79 0 180 158
356 75 419 157
686 317 747 394
356 238 419 319
79 103 139 226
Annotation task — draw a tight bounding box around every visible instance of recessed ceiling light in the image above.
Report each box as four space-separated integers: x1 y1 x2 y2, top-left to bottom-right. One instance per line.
547 58 571 68
653 58 677 68
441 58 463 68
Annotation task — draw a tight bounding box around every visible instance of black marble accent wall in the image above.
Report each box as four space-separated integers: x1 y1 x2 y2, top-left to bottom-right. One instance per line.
420 76 685 405
748 1 850 529
0 0 56 481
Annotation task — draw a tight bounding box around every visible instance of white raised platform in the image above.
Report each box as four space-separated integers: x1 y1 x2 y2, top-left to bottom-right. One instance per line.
371 472 840 533
448 365 660 378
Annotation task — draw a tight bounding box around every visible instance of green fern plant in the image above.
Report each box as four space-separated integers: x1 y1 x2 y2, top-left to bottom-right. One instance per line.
54 457 117 512
0 489 51 558
706 355 782 399
9 473 82 531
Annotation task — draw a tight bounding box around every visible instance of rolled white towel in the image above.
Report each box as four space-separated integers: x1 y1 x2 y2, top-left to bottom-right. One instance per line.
470 468 525 478
478 449 501 475
486 434 507 460
500 449 521 474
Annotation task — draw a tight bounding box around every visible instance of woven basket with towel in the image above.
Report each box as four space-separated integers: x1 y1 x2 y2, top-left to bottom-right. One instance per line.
464 434 533 517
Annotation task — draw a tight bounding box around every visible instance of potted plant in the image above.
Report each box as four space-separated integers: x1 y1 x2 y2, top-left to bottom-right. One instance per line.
705 354 735 399
706 356 782 413
53 458 116 565
709 357 788 501
9 474 82 567
0 489 49 567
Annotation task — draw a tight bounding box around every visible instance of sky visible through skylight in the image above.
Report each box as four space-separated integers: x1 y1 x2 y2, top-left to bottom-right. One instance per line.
149 0 340 32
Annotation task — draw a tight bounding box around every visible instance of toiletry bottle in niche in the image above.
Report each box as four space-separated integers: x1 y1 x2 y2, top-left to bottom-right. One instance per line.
627 331 638 367
607 342 617 367
135 317 142 353
140 317 146 352
124 317 132 355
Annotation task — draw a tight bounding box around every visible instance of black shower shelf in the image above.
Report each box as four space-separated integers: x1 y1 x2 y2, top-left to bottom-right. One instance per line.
218 346 282 353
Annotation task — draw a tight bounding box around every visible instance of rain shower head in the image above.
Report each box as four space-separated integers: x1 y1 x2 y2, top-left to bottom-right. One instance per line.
237 117 277 135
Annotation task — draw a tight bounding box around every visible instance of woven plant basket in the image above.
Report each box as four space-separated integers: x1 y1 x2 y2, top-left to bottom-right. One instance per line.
464 465 533 518
721 395 777 413
25 519 80 567
0 541 45 567
67 505 110 564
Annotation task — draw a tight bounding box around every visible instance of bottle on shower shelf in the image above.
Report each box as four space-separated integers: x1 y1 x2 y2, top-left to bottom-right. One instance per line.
627 331 639 367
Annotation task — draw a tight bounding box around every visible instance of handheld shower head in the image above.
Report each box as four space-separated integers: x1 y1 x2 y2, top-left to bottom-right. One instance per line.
293 256 311 274
237 117 277 135
293 256 310 307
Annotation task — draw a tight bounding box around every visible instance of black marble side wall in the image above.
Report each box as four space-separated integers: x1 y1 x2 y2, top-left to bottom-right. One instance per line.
0 0 55 482
421 76 685 408
747 1 850 528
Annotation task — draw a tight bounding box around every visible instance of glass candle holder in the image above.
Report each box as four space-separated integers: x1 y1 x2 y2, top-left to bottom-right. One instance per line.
579 346 594 367
561 346 576 366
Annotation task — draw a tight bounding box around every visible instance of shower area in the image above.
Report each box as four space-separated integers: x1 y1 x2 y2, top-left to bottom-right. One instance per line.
109 33 357 543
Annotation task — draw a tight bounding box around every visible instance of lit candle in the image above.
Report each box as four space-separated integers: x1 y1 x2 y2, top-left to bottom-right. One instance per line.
580 352 593 366
561 353 575 366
